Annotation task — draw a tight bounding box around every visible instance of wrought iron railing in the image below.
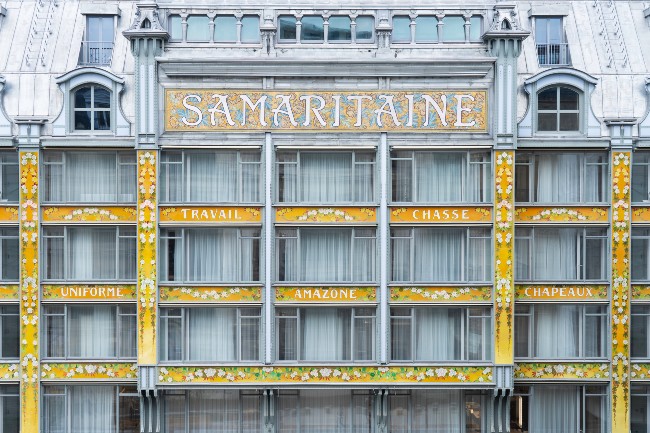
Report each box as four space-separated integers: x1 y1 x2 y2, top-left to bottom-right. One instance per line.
79 41 114 66
536 43 570 66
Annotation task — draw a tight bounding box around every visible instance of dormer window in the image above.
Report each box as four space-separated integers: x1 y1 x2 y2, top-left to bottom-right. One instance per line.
73 85 111 132
537 86 579 132
79 15 114 66
535 17 569 66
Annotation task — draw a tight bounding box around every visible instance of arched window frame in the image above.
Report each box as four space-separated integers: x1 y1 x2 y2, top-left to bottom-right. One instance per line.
535 85 581 133
518 68 600 139
52 67 130 137
71 84 112 132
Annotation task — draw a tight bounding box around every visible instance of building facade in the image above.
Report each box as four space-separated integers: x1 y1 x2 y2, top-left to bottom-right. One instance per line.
0 0 650 432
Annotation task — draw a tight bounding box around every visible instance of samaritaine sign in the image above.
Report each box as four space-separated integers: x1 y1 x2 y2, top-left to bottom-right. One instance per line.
165 90 488 132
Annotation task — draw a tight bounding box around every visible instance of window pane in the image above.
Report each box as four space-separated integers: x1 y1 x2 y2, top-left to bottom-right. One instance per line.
415 308 461 360
392 158 412 202
536 18 549 44
188 308 237 361
169 15 182 40
537 88 557 111
67 152 117 202
214 16 237 42
241 15 260 43
0 155 18 202
94 111 111 130
1 235 18 281
391 315 411 360
560 88 578 110
538 113 557 131
547 17 563 44
442 16 465 42
415 16 437 42
277 316 297 360
74 87 92 109
43 391 66 433
301 16 324 41
74 111 92 130
70 386 117 432
632 307 649 358
415 152 464 202
533 305 579 358
44 235 64 280
119 234 137 280
119 394 140 433
300 153 352 202
186 15 211 41
119 312 137 358
45 312 65 358
0 307 18 358
633 159 650 202
470 16 482 41
514 313 529 357
356 16 374 40
585 237 605 280
68 306 116 357
559 112 579 131
94 87 111 108
632 234 649 281
68 227 117 280
301 309 350 360
392 16 411 42
241 317 260 361
328 16 351 41
160 314 183 361
354 316 374 360
278 16 296 40
531 228 578 280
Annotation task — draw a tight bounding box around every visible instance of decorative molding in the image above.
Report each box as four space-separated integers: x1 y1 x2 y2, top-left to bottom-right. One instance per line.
159 206 262 224
275 287 376 303
41 363 138 380
631 206 650 223
514 363 610 380
159 286 262 303
0 75 12 138
0 206 19 222
390 286 491 303
42 285 137 301
389 206 492 224
42 206 137 223
515 284 608 301
631 363 650 381
514 206 608 223
0 285 19 301
632 285 650 301
275 207 376 224
0 363 19 381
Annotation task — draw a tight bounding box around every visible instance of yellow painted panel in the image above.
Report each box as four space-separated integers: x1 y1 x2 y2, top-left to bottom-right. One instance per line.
160 286 262 303
165 90 488 132
160 206 262 223
0 363 19 381
0 206 19 222
42 206 137 223
0 285 19 300
42 285 137 301
275 287 376 303
390 286 492 302
390 206 492 223
275 207 376 223
515 363 610 380
41 363 138 380
515 206 608 223
632 207 650 223
631 364 650 381
514 284 608 301
632 285 650 300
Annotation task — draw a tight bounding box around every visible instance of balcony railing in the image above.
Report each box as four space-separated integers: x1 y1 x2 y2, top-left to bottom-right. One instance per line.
79 41 114 66
537 43 570 66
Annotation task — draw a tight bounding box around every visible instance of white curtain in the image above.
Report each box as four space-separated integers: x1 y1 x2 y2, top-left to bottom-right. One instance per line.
68 306 115 358
534 305 578 358
301 153 351 202
68 228 115 280
536 154 580 203
414 229 463 282
415 309 459 361
188 308 236 361
302 309 347 360
531 386 578 433
416 153 463 202
68 153 116 202
188 152 237 202
297 390 352 433
411 390 461 433
188 229 238 282
301 229 350 282
70 386 115 433
188 390 241 433
533 228 578 280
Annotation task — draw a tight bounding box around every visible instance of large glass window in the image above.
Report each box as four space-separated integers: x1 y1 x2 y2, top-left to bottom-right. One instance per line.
633 229 650 281
160 228 260 283
511 385 606 433
278 390 373 433
515 227 607 281
632 305 650 359
186 15 210 41
389 390 488 433
514 304 606 359
72 85 111 131
632 385 650 433
0 229 18 281
43 226 136 281
161 150 261 203
537 86 580 132
43 385 139 433
390 307 491 362
162 390 261 433
633 153 650 203
43 151 136 203
80 15 114 65
276 150 375 203
0 152 19 202
391 151 491 203
43 304 136 359
276 228 376 283
0 306 18 359
515 152 608 203
535 17 569 66
301 16 324 41
0 385 19 433
160 307 260 362
391 227 491 283
391 14 482 44
276 307 375 362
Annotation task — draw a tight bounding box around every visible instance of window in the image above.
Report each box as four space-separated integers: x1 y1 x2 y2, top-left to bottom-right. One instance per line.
278 14 373 43
0 306 18 359
392 14 482 43
214 15 237 42
511 385 606 433
278 390 373 432
633 153 650 203
160 307 260 362
276 307 375 362
328 16 352 41
43 151 136 203
80 16 114 65
0 229 18 281
43 304 136 359
301 16 324 41
241 16 260 43
278 15 297 40
160 228 260 283
43 385 139 433
392 151 491 203
515 227 607 281
632 385 650 433
632 306 650 359
0 152 18 202
391 227 491 283
537 86 580 132
276 150 375 203
161 150 261 203
0 385 19 432
442 16 466 42
186 15 210 41
392 16 411 42
415 16 437 42
162 390 261 433
389 390 488 433
72 85 111 131
355 16 375 41
535 17 569 66
515 152 608 203
276 228 376 283
168 15 182 40
633 229 650 281
390 307 491 362
514 304 606 359
43 226 137 281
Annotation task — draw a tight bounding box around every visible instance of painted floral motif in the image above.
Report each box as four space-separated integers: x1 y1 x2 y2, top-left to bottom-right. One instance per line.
0 285 19 300
515 363 610 380
138 151 157 364
390 286 491 302
275 207 376 223
160 287 262 303
611 152 631 432
631 364 650 380
632 207 650 223
158 366 493 384
41 363 138 380
514 207 608 223
0 206 19 222
42 206 137 223
494 151 514 364
0 364 20 380
19 152 39 433
632 285 650 300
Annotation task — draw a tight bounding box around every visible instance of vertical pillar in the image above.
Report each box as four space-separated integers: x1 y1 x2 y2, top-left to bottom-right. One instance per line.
379 133 388 364
19 150 39 433
611 150 631 433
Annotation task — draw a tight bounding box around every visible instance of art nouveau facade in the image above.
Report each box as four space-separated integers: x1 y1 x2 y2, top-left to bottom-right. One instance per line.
0 0 650 432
